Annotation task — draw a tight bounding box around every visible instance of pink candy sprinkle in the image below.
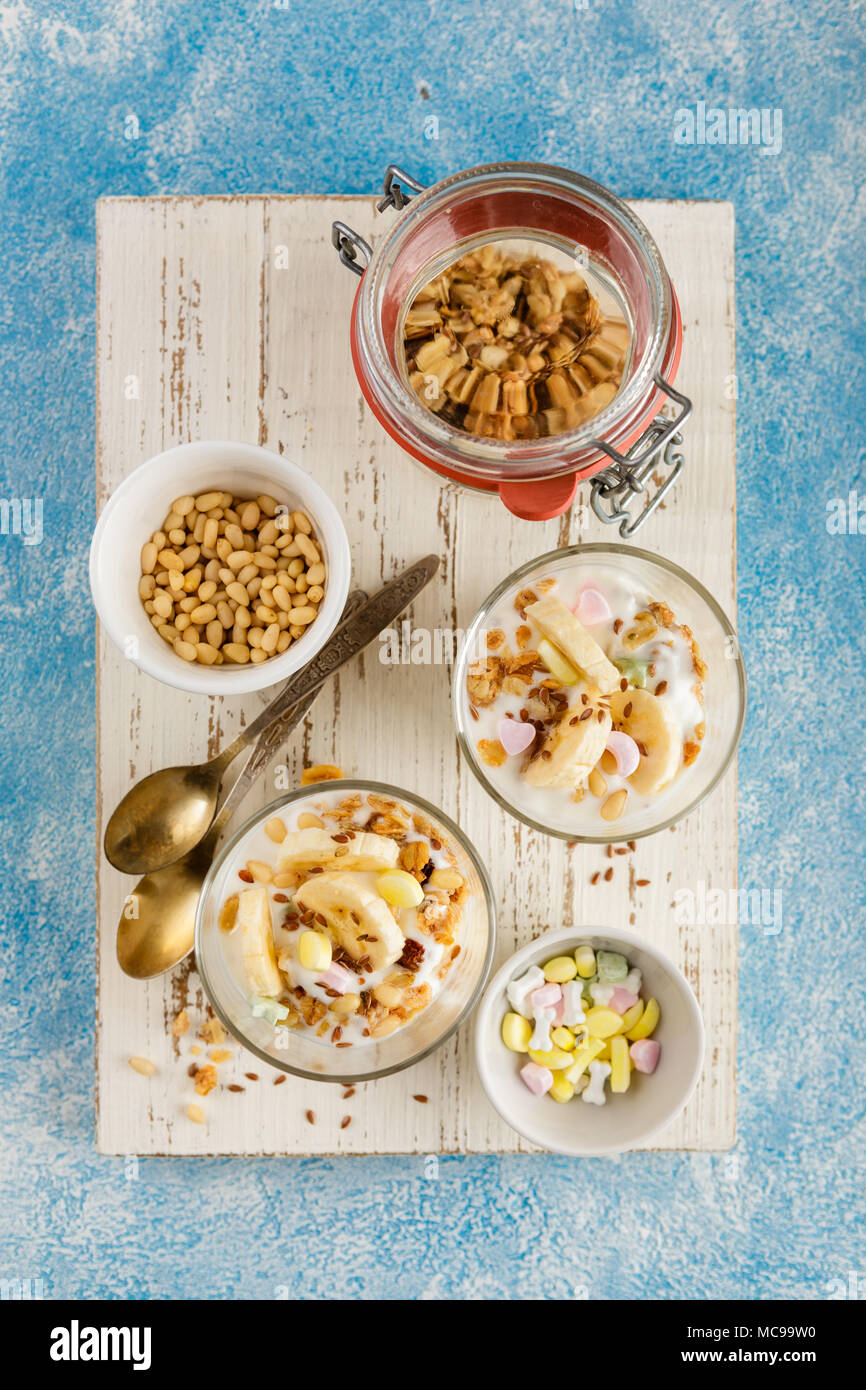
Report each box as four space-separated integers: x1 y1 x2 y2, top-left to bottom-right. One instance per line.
520 1062 554 1096
529 983 562 1010
605 730 641 777
573 586 612 626
318 963 356 993
498 715 536 757
608 987 639 1015
630 1039 661 1074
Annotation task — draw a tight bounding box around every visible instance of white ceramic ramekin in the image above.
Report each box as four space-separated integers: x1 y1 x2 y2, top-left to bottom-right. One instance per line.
474 925 705 1156
89 441 351 695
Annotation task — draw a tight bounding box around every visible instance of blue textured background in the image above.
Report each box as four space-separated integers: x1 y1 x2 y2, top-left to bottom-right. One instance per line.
1 0 864 1301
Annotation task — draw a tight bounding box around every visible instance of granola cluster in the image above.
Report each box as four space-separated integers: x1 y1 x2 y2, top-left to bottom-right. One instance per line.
403 243 629 441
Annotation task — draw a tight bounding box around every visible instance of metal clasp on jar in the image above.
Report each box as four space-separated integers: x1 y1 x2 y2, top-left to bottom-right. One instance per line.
588 378 693 537
331 165 428 276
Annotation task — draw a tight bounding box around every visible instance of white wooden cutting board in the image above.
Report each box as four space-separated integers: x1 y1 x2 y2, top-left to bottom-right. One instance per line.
95 195 737 1154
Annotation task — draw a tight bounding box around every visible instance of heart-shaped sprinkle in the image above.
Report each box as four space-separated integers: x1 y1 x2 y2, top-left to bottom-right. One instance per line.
498 716 536 756
573 585 612 625
605 730 641 777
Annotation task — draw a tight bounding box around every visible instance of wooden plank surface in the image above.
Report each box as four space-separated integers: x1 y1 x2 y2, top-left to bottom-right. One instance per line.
95 195 737 1155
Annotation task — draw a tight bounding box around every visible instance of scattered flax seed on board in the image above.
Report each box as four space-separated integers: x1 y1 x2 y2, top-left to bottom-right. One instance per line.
628 840 637 851
228 1084 245 1093
340 1115 352 1129
606 845 614 858
636 878 651 887
413 1094 428 1104
343 1086 356 1099
604 867 613 882
590 872 600 885
306 1109 315 1124
244 1072 259 1081
273 1075 286 1086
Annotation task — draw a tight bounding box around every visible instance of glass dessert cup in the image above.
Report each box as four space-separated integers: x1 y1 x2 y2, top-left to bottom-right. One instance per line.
195 781 497 1083
337 162 689 522
452 545 747 843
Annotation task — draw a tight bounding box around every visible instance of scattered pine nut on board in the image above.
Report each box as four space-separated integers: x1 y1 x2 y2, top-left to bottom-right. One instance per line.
95 195 737 1155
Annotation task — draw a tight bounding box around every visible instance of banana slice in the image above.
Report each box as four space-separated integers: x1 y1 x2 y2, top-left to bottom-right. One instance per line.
278 828 400 874
238 886 283 997
524 701 612 789
293 872 404 971
526 596 620 694
609 687 682 794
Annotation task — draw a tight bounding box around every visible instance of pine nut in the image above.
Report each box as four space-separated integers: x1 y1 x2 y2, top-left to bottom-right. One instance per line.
152 591 173 620
600 789 628 821
260 573 277 590
195 491 222 511
371 1016 401 1038
216 601 234 629
258 519 278 546
215 537 232 562
429 868 464 890
190 603 216 623
290 605 316 625
272 584 292 612
261 622 280 653
128 1056 157 1076
295 573 309 593
287 557 304 578
297 812 324 829
289 624 305 640
292 509 312 535
226 581 248 606
331 993 361 1015
248 627 264 648
174 639 197 662
251 551 276 571
250 648 268 663
197 580 217 601
306 563 325 587
175 613 190 632
373 983 402 1007
223 643 251 663
295 533 319 564
276 631 291 652
246 859 273 882
206 620 224 648
195 642 220 665
234 605 251 629
257 493 278 517
306 585 324 604
265 817 287 843
255 605 278 625
247 577 262 600
138 574 155 599
237 563 258 586
140 541 157 574
238 500 260 530
168 527 186 546
186 1104 206 1125
224 522 244 550
588 767 607 798
173 494 195 516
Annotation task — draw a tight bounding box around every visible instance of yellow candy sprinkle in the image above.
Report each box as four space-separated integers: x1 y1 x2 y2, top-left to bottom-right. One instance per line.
564 1037 605 1084
627 997 660 1040
551 1026 575 1051
298 929 332 971
528 1047 573 1070
377 869 424 908
618 1001 644 1033
501 1012 532 1053
574 946 597 979
549 1074 575 1103
537 637 580 686
584 1006 623 1039
543 954 578 983
610 1035 630 1093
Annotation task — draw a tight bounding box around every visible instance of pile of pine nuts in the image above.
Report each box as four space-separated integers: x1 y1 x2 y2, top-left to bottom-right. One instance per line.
138 489 327 666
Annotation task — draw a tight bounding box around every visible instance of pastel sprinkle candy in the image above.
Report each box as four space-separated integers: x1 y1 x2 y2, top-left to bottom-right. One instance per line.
605 730 641 777
520 1061 554 1095
318 962 356 993
608 986 639 1014
573 585 612 626
498 715 536 757
630 1038 661 1073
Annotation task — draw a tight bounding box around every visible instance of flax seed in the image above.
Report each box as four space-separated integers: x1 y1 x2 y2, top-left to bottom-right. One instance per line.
306 1109 315 1124
590 872 600 885
340 1115 352 1129
604 867 613 882
655 680 668 696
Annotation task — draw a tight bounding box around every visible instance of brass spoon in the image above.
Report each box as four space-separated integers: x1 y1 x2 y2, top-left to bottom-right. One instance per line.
104 555 439 875
116 679 316 979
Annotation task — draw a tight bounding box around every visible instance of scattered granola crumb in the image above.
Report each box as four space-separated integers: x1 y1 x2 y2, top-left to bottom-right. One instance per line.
171 1009 189 1038
301 764 343 785
209 1049 232 1063
189 1044 201 1056
193 1064 218 1096
198 1017 226 1045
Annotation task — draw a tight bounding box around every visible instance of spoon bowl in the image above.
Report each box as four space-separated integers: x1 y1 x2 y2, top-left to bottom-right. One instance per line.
104 755 232 876
117 848 211 978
